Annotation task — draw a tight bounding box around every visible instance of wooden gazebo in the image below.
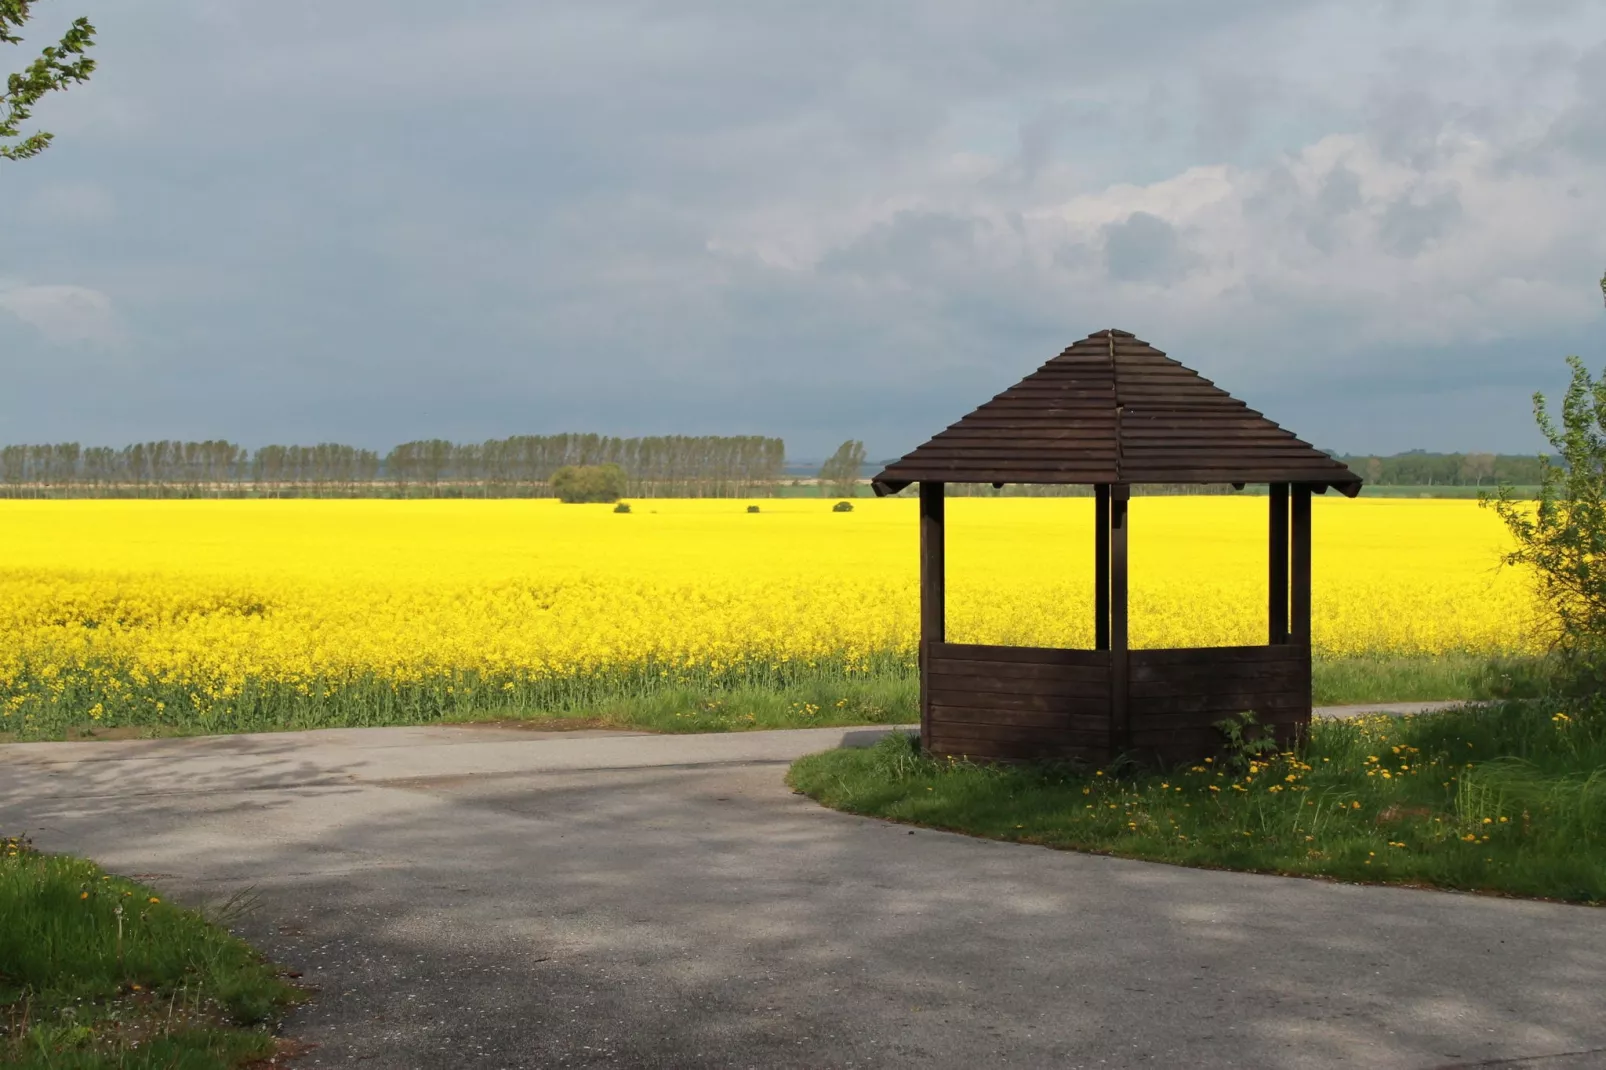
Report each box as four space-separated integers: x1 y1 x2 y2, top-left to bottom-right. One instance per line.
871 329 1362 766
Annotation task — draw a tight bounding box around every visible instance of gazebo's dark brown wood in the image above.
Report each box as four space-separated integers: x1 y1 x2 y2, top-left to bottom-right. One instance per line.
875 328 1361 767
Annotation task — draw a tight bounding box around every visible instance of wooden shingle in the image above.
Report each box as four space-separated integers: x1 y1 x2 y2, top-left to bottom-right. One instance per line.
872 329 1361 495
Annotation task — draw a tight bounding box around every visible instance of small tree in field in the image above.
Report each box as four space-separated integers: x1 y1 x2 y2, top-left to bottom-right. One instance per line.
819 440 866 498
550 463 626 503
2 1 97 162
1485 353 1606 672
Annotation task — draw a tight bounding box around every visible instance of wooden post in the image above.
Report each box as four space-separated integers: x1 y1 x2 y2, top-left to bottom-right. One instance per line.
1269 483 1289 645
1109 483 1130 750
1290 484 1312 647
1095 484 1110 651
919 481 946 752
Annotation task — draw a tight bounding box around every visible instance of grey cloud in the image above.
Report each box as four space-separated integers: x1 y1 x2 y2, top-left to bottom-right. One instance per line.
1192 69 1274 158
819 212 983 279
1378 189 1463 257
1303 164 1363 251
1102 212 1194 285
1317 165 1363 216
0 0 1602 459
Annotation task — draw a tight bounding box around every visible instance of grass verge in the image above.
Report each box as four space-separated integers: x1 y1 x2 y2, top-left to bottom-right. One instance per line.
1 836 304 1068
0 654 1544 742
787 701 1606 904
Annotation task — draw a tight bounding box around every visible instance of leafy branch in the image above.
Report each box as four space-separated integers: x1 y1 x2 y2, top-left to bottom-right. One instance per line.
2 0 97 162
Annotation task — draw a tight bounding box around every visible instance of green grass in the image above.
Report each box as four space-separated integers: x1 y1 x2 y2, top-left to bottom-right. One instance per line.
1310 652 1546 704
788 701 1606 904
0 654 1544 742
0 837 304 1068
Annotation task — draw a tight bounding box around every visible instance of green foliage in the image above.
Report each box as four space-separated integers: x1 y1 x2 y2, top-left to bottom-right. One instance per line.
790 701 1606 904
550 463 627 504
0 653 1539 742
818 440 867 497
612 502 631 514
1484 355 1606 676
0 834 301 1065
1334 450 1549 487
746 505 760 514
832 500 854 513
1213 711 1280 773
1 1 96 162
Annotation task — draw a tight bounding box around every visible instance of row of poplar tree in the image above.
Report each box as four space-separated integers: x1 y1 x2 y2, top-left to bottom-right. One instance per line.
0 434 792 499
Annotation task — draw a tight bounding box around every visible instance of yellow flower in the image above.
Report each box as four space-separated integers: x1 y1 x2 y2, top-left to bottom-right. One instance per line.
0 498 1541 735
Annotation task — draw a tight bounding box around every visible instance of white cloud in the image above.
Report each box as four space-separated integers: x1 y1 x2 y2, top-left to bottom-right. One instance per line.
0 284 125 348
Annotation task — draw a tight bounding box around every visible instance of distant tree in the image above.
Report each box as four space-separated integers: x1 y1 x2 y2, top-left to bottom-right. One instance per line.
2 1 97 162
1364 456 1383 485
818 440 867 498
1460 452 1497 487
551 463 626 503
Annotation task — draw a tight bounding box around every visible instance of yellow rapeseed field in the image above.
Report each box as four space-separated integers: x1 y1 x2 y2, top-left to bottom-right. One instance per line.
0 497 1540 733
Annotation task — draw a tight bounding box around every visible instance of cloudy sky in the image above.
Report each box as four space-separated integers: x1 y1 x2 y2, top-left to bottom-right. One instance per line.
2 1 1604 460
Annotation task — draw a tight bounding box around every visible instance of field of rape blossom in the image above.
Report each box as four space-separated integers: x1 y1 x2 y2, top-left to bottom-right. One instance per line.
0 497 1543 738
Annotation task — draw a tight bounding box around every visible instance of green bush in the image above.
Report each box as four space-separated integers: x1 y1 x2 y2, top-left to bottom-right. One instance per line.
832 501 854 513
1486 350 1606 697
551 464 626 503
613 502 631 514
746 505 760 514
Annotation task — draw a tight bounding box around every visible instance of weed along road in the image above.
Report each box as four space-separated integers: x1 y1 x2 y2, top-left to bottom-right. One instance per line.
4 725 1604 1069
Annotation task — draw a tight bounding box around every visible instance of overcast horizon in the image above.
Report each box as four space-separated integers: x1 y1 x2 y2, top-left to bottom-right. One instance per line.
3 1 1605 459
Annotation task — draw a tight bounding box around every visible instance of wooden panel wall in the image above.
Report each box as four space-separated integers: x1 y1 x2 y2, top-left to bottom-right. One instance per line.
925 642 1111 762
1128 645 1311 766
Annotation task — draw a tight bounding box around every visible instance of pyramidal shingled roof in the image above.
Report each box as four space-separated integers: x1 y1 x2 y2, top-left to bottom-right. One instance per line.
871 329 1362 496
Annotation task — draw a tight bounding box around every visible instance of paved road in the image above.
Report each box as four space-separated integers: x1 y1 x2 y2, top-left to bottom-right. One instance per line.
3 721 1603 1070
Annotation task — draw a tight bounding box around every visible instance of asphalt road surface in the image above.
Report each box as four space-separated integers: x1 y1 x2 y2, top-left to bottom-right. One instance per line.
4 722 1603 1069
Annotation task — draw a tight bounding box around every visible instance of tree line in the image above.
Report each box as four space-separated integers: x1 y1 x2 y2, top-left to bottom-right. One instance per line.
0 434 788 498
1333 451 1551 487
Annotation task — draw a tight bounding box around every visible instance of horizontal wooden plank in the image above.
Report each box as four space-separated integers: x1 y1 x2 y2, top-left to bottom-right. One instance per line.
1119 428 1301 442
1131 712 1309 734
927 657 1113 684
1131 700 1309 722
933 643 1109 666
1000 382 1116 392
926 688 1082 713
931 690 1117 716
1117 416 1274 430
927 722 1108 746
928 671 1109 698
1121 448 1337 462
1132 692 1312 710
884 461 1117 474
929 428 1115 442
884 471 1117 485
1128 657 1310 681
977 395 1119 407
1118 393 1239 406
950 414 1119 425
1130 674 1304 700
909 446 1118 460
1116 376 1224 390
1130 645 1307 666
929 704 1110 731
926 735 1107 763
1117 468 1350 482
